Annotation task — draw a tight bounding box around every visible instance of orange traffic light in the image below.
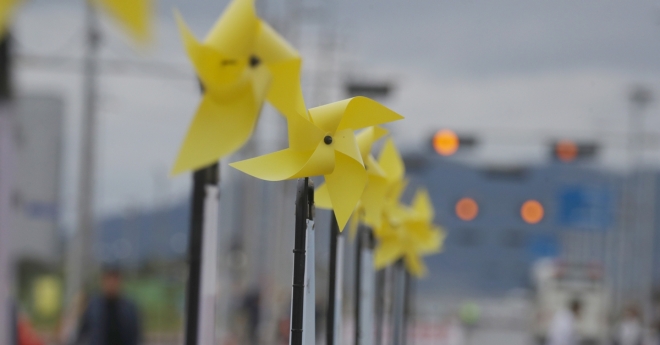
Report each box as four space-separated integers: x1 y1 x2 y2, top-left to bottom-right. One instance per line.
521 200 544 224
455 197 479 221
555 140 578 162
433 130 459 156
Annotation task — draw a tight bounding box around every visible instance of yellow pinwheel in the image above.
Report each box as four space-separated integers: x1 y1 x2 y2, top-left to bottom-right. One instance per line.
0 0 21 37
315 125 389 233
172 0 305 175
367 137 409 227
92 0 153 43
374 189 445 277
230 96 403 230
0 0 151 42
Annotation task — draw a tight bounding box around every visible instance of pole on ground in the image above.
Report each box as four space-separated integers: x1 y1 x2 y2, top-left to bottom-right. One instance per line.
303 193 316 345
358 228 375 345
402 271 412 345
391 260 405 345
327 214 344 345
354 226 363 345
374 269 385 345
290 178 314 345
184 163 219 345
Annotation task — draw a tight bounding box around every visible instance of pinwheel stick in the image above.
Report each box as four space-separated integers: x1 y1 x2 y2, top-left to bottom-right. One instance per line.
355 226 376 345
184 163 219 345
374 269 386 345
391 259 406 345
403 271 413 345
327 214 344 345
354 226 362 345
291 178 314 345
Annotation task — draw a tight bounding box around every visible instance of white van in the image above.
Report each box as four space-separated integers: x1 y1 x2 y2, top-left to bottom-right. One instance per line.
532 259 610 345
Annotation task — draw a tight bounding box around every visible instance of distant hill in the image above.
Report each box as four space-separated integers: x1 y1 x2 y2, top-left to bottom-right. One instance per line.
95 201 190 265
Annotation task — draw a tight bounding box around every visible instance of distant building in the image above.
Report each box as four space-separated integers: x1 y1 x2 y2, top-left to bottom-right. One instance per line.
405 150 626 297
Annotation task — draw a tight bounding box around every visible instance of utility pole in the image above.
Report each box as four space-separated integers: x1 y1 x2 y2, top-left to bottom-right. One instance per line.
65 0 100 314
0 32 15 345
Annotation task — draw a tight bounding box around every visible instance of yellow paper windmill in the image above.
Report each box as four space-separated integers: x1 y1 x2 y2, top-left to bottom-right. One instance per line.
171 0 304 175
368 137 410 226
0 0 21 37
92 0 153 43
373 188 445 277
315 125 389 233
230 96 404 230
0 0 151 42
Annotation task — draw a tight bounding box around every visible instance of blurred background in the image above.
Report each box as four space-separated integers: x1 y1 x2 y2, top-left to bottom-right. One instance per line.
4 0 660 344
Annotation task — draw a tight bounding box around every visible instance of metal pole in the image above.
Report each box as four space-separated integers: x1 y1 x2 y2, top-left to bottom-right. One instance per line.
403 271 412 345
359 229 375 345
355 226 363 345
290 178 313 345
327 214 345 345
184 163 219 345
303 200 316 345
0 32 13 345
375 270 385 345
66 1 100 307
392 260 405 345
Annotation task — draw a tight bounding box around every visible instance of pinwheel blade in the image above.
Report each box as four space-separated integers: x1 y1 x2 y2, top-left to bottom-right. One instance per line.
337 97 404 131
175 12 249 92
356 126 388 159
419 227 444 254
332 129 363 166
365 155 386 177
286 107 325 151
254 21 306 118
374 240 405 270
404 252 427 277
265 59 307 120
204 0 257 56
412 188 434 221
361 175 388 227
171 92 259 175
230 141 335 181
325 152 367 230
379 138 405 182
0 0 21 38
95 0 152 43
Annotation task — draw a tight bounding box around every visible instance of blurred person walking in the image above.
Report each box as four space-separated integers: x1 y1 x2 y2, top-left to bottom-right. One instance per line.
615 305 643 345
74 267 141 345
547 300 582 345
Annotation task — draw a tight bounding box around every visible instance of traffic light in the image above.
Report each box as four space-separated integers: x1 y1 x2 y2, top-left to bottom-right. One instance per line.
550 140 598 163
344 81 392 100
430 130 477 156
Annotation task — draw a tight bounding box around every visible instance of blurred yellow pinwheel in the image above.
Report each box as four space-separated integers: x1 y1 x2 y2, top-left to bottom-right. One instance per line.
0 0 21 37
365 138 409 227
315 125 389 233
92 0 153 43
172 0 304 175
374 188 445 277
0 0 152 42
230 96 403 230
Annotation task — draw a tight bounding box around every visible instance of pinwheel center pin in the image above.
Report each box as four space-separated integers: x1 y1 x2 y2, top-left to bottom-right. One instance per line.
249 55 261 68
324 135 333 145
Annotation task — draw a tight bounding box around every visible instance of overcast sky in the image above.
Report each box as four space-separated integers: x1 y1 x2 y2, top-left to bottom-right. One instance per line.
12 0 660 230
